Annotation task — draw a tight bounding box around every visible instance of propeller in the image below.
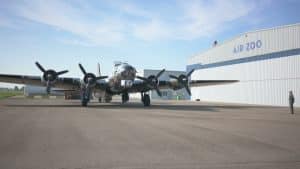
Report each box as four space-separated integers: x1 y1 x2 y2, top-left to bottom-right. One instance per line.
35 62 68 94
78 63 108 88
169 69 194 96
136 69 165 97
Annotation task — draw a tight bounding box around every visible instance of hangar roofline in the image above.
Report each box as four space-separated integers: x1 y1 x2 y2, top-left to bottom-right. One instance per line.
189 22 300 60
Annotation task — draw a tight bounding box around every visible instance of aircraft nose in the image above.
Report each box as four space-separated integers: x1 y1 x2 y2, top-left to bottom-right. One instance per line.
128 66 136 73
121 65 136 79
129 67 136 76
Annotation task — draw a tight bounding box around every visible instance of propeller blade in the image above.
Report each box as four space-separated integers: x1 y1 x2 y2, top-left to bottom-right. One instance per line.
95 76 108 80
136 76 148 82
79 63 87 75
169 75 179 80
56 70 69 76
185 86 191 96
187 69 195 77
156 69 165 78
155 88 162 97
35 62 46 72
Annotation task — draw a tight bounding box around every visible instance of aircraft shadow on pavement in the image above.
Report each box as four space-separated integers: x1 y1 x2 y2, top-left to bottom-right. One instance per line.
4 101 259 112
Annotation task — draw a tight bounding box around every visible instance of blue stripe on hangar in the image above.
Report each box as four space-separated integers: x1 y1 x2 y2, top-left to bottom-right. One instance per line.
186 48 300 72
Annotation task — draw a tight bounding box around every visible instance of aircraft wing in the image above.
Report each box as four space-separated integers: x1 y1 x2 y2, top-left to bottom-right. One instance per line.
0 74 81 90
127 80 170 93
127 80 152 93
189 80 239 87
131 69 238 96
129 79 238 93
155 80 238 89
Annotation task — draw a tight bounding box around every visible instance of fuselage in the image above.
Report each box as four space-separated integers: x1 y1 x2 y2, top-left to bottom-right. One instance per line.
108 63 137 93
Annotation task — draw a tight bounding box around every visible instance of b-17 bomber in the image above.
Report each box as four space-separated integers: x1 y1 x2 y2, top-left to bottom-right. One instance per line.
0 62 238 107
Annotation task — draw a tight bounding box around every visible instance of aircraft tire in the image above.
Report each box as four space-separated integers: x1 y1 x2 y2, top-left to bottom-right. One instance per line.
81 99 88 107
143 94 150 106
122 93 129 103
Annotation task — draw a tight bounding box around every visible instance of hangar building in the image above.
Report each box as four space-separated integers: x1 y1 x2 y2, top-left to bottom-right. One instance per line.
24 85 64 97
187 23 300 107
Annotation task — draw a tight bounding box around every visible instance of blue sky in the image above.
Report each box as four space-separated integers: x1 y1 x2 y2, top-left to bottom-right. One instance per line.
1 0 300 87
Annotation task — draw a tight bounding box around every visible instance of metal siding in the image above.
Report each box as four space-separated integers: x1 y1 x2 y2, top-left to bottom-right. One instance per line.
188 24 300 65
190 55 300 106
188 24 300 107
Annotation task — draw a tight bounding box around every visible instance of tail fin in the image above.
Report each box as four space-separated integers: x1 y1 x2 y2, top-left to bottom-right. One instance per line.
97 63 101 76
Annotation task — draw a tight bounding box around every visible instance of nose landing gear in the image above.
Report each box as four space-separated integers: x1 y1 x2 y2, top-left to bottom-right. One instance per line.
141 93 150 106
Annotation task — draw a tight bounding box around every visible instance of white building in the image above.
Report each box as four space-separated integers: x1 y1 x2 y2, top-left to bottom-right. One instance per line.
187 23 300 107
132 69 190 100
24 85 64 97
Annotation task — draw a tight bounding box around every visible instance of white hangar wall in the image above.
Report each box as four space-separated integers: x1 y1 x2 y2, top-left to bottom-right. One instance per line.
187 23 300 107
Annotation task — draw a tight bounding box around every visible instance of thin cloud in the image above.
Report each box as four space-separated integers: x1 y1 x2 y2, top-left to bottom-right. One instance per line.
133 19 171 41
13 0 125 46
177 0 257 39
129 0 259 41
3 0 268 45
0 15 16 28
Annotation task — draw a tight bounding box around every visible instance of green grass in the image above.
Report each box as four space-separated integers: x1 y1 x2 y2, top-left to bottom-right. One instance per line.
0 91 23 99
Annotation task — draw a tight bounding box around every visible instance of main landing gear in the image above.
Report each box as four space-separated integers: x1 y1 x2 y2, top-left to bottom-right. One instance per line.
141 93 150 107
81 97 89 107
122 92 129 104
81 88 90 107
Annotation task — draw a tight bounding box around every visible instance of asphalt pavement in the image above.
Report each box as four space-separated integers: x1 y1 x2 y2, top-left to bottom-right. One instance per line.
0 97 299 169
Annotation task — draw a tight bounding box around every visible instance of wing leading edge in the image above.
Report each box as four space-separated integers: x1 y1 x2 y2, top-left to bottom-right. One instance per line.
129 79 238 94
130 69 238 95
189 80 239 87
0 74 81 90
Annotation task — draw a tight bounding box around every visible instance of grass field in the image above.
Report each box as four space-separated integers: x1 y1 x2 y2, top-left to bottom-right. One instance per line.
0 91 23 99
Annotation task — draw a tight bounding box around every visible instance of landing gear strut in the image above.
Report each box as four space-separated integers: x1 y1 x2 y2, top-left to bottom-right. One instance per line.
141 93 150 106
105 96 112 103
81 87 91 107
81 99 88 107
122 92 129 103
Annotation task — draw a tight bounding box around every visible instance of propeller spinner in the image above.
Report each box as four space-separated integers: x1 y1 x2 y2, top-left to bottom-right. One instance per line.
136 69 165 97
169 69 194 95
78 63 108 88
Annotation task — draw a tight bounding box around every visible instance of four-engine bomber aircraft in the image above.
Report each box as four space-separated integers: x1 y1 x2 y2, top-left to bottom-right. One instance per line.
0 62 238 107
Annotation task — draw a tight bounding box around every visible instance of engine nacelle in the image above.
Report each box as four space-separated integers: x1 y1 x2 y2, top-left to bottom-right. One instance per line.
169 80 183 90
